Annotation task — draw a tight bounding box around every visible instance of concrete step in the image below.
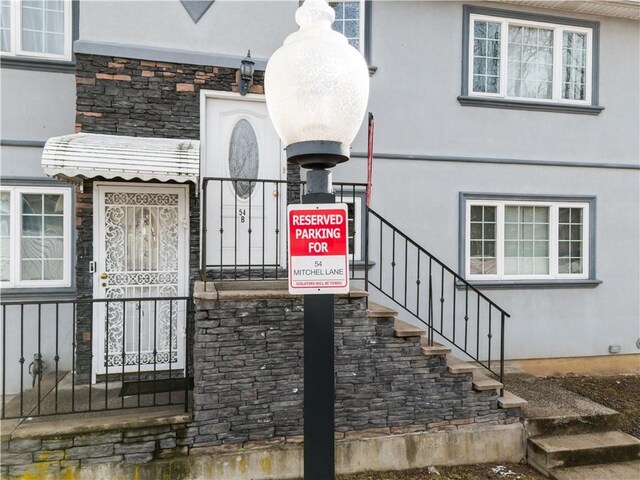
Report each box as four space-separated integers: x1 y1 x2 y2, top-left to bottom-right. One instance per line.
528 430 640 472
498 390 528 409
393 319 425 338
447 355 479 374
526 411 622 437
472 371 503 391
549 460 640 480
368 301 398 318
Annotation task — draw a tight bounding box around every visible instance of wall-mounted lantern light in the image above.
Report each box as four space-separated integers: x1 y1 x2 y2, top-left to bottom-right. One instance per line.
239 50 255 96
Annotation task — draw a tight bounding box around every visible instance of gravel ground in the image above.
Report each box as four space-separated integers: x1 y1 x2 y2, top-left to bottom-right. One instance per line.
336 463 544 480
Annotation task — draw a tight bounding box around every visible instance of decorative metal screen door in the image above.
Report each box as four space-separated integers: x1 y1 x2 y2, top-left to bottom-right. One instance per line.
204 95 286 272
93 183 189 376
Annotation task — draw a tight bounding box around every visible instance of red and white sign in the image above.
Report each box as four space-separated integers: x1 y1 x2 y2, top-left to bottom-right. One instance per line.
288 203 350 294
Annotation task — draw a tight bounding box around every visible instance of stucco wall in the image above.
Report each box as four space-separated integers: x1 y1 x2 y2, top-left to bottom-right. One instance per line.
335 156 640 360
352 1 640 166
78 0 298 61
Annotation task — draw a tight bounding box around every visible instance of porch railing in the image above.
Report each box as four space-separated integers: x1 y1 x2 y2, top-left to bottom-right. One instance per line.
200 177 368 286
0 296 192 419
199 177 510 388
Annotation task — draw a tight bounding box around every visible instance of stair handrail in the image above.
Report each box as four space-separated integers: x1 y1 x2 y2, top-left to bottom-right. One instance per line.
366 207 509 391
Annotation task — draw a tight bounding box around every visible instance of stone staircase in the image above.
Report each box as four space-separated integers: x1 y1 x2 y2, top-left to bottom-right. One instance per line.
370 301 527 413
526 409 640 479
506 374 640 479
370 301 640 479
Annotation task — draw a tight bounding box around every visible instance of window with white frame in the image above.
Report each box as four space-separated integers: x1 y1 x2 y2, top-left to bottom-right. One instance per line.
468 12 593 103
0 186 72 288
331 1 364 53
465 199 591 281
0 0 71 60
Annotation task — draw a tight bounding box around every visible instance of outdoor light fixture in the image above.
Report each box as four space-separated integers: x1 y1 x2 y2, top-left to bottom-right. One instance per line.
265 1 369 479
239 50 255 96
265 0 369 169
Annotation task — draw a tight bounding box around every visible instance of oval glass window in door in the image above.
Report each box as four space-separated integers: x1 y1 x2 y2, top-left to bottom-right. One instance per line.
228 119 259 199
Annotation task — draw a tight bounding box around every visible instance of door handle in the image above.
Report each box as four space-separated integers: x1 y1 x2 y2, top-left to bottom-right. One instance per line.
100 273 108 280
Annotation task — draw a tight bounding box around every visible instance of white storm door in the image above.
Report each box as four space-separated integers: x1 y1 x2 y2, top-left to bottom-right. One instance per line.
203 94 286 272
93 183 189 375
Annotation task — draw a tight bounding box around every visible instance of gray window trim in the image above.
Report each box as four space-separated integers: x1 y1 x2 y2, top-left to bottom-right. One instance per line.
364 0 373 68
335 188 367 265
0 178 77 298
461 5 601 112
458 192 598 287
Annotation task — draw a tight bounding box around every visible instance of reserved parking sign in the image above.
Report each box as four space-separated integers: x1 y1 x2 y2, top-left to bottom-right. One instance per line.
288 203 350 294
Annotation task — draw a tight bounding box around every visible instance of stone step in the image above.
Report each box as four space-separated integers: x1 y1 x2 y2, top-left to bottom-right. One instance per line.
446 355 479 374
472 371 503 391
420 340 451 356
528 430 640 473
526 411 622 438
368 301 398 318
549 460 640 480
498 391 528 409
393 319 425 338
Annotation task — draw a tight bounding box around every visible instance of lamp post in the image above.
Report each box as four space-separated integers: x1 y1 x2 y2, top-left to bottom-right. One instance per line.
265 1 369 478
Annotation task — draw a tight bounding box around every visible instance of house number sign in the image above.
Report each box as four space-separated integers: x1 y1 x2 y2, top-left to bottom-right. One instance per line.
288 203 350 294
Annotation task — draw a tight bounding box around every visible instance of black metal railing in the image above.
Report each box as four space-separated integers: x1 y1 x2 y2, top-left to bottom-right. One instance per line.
1 296 192 419
200 177 368 287
366 209 509 389
200 177 510 387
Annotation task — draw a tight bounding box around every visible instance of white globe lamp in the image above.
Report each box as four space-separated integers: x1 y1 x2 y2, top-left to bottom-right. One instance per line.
265 0 369 168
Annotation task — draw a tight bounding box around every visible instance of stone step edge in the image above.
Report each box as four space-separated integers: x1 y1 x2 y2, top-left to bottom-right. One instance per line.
527 430 640 471
472 371 504 391
548 460 640 480
525 411 623 438
498 391 528 409
368 301 399 318
393 318 425 337
528 430 640 454
447 354 480 374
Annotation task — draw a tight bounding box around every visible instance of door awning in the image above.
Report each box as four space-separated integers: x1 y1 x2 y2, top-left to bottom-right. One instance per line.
42 133 199 184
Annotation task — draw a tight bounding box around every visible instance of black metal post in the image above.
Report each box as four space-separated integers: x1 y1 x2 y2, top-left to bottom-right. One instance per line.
303 170 335 480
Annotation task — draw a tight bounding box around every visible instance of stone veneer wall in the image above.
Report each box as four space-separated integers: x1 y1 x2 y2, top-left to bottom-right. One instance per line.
1 414 192 478
190 282 518 448
1 283 521 477
72 53 301 380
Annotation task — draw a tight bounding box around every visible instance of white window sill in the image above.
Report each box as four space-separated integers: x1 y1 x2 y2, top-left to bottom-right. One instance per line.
456 279 602 289
458 96 604 115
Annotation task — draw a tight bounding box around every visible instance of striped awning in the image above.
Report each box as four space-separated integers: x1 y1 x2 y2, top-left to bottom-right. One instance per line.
42 133 199 184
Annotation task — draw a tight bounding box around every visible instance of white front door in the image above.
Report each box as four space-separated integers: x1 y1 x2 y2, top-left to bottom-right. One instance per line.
203 93 286 272
93 183 189 376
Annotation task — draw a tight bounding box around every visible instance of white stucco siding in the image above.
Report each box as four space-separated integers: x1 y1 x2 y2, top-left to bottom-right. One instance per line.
334 156 640 360
79 0 298 60
356 1 640 166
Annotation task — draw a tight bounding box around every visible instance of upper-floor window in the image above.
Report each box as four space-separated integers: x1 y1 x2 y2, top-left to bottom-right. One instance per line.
466 9 597 105
0 186 72 288
331 1 364 53
0 0 71 61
